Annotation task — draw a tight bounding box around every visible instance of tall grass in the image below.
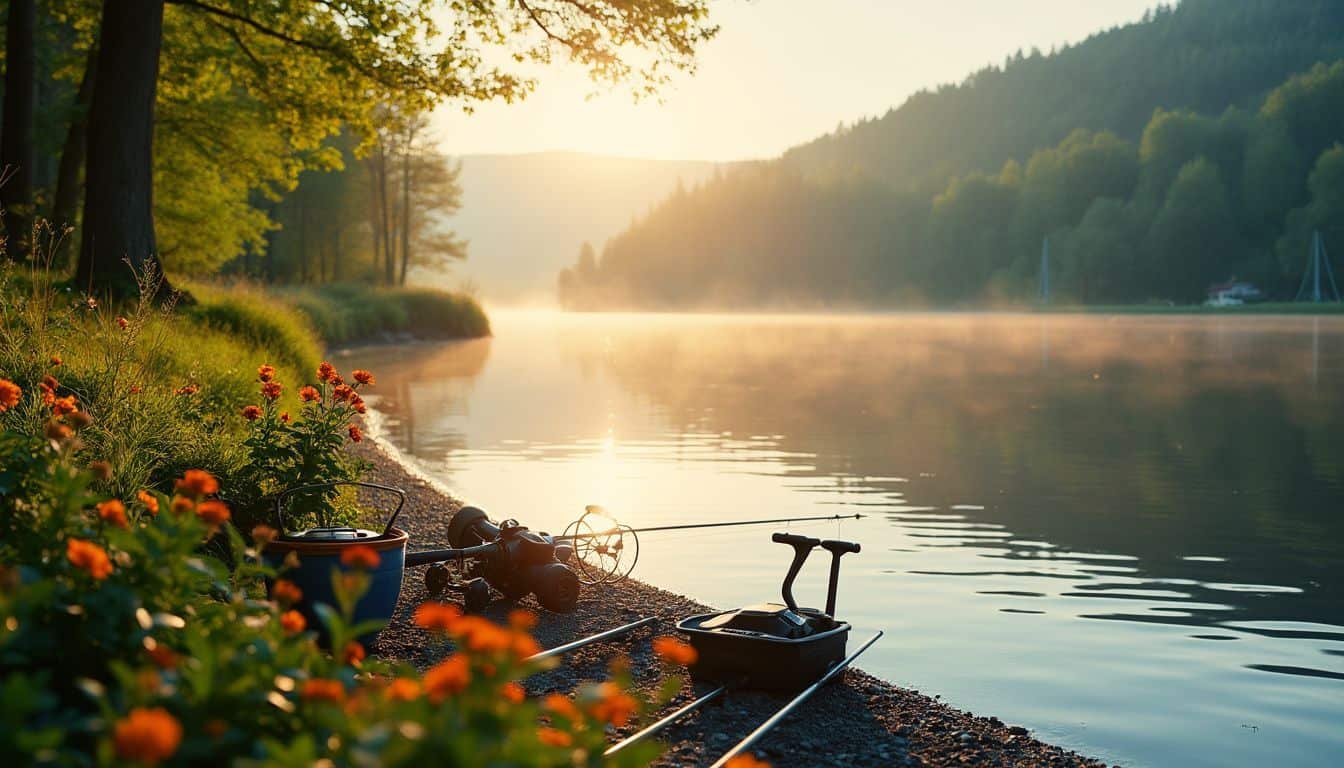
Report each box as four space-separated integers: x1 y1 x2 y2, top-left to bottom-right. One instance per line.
0 269 307 501
278 283 491 345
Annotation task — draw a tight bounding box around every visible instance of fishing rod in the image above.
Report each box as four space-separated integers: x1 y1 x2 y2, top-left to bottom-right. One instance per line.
553 508 864 586
554 510 864 540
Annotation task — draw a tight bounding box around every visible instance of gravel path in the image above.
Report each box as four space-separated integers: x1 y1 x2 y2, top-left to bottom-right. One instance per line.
352 439 1114 768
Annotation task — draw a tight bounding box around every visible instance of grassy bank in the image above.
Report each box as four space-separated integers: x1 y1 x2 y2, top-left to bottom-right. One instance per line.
1 272 489 507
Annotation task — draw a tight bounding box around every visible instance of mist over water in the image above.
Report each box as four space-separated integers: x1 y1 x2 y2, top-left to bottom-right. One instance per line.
345 311 1344 768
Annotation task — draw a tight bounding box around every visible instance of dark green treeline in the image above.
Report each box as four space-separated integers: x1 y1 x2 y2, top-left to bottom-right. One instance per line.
560 1 1344 308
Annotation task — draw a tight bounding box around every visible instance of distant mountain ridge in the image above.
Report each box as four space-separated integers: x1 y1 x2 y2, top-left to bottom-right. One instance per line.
440 151 727 303
780 0 1344 190
559 0 1344 309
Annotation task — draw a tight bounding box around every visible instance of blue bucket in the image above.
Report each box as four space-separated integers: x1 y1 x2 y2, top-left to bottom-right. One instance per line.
263 482 408 645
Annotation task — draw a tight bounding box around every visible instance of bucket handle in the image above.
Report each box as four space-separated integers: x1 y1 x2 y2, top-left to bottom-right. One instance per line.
274 482 407 537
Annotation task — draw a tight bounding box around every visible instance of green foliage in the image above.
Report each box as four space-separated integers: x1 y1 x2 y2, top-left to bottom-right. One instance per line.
561 2 1344 309
0 429 668 766
180 282 324 376
278 283 491 345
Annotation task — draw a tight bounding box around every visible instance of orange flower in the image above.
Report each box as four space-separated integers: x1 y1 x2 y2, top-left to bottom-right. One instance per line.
0 379 20 412
196 499 231 526
257 364 276 382
511 632 541 660
589 682 638 727
68 410 93 429
176 469 219 497
261 381 282 400
174 384 199 396
146 644 178 670
454 616 512 654
97 499 129 529
536 727 573 748
352 369 375 386
137 490 159 515
653 636 698 666
279 411 291 423
339 544 380 570
280 610 306 635
724 756 771 768
351 396 367 415
251 524 278 547
333 384 353 403
384 678 421 702
49 354 62 366
241 404 262 421
116 316 130 329
543 693 581 721
51 395 78 416
113 707 182 766
271 579 302 606
342 641 366 665
41 374 59 391
170 496 194 516
509 609 538 630
301 678 345 704
317 361 337 382
501 681 526 704
348 425 363 443
414 601 463 632
424 655 471 703
67 538 113 580
299 386 320 402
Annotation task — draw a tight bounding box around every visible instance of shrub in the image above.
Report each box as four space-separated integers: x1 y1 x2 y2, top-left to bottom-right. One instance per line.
0 388 675 767
181 282 323 376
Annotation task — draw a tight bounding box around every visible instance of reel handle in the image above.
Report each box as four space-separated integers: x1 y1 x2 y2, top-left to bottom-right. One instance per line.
820 539 860 617
772 532 820 613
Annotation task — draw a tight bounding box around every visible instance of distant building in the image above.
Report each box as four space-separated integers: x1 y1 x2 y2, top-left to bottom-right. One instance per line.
1206 279 1263 306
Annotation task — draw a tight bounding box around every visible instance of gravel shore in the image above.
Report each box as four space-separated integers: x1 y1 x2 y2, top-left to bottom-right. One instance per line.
352 439 1113 768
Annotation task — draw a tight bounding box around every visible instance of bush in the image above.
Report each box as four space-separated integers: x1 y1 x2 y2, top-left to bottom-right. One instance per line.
0 270 306 501
181 282 323 376
0 418 676 766
277 283 491 345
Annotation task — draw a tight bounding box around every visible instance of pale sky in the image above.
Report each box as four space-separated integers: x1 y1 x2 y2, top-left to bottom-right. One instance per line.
431 0 1159 162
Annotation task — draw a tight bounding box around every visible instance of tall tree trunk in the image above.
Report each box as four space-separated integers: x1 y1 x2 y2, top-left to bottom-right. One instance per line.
332 229 342 282
366 155 382 281
297 194 309 283
1 0 37 258
378 145 394 285
52 47 98 234
77 0 167 299
399 144 411 286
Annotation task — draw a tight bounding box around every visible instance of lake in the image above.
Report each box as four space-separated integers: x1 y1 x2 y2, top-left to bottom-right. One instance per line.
344 311 1344 768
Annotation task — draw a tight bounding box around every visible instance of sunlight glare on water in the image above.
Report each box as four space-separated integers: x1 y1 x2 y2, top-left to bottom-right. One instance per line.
345 310 1344 768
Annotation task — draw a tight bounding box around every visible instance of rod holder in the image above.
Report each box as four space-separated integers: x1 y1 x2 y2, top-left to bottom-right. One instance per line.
772 532 820 612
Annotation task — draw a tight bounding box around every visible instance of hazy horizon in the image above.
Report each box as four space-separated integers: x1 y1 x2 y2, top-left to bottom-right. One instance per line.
431 0 1159 162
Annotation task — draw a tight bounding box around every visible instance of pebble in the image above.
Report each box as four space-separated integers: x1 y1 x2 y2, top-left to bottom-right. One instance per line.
353 438 1113 768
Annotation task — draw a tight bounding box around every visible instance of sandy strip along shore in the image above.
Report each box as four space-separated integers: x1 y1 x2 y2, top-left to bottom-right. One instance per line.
352 439 1112 768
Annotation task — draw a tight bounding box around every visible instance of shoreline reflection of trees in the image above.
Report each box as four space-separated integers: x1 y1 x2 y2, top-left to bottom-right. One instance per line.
553 315 1344 632
353 339 491 457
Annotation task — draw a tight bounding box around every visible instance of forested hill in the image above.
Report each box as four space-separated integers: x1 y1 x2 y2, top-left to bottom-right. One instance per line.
559 0 1344 309
783 0 1344 191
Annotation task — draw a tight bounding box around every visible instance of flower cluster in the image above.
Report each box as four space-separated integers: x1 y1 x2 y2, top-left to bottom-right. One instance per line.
236 361 375 529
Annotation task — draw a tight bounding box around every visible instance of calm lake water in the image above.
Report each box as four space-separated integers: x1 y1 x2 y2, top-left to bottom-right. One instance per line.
345 311 1344 767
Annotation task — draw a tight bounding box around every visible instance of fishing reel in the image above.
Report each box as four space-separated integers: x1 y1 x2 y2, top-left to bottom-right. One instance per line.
420 506 580 613
559 505 640 586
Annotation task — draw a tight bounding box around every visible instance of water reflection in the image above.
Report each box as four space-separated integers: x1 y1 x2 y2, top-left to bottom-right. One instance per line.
346 312 1344 767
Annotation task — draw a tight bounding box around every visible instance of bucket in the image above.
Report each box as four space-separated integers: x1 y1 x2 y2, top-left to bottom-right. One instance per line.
263 482 408 644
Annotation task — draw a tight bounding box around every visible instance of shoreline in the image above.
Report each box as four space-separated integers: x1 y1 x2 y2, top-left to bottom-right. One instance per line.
351 437 1113 768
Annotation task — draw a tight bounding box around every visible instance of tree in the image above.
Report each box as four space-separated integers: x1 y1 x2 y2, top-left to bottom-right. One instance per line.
1145 157 1240 301
74 0 719 297
2 0 37 254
